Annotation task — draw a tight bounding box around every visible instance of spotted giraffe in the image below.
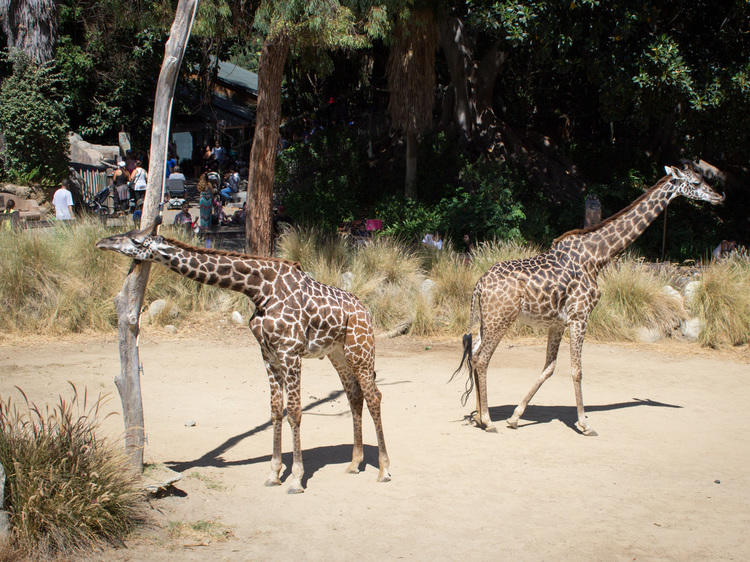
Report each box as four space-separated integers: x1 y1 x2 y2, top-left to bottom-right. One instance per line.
97 221 390 493
453 164 724 436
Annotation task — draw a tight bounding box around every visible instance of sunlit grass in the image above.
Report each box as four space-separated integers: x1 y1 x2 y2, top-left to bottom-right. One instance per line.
689 255 750 347
588 256 686 341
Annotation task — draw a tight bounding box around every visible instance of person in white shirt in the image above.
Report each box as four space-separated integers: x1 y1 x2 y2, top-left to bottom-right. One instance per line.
130 160 148 203
52 179 75 220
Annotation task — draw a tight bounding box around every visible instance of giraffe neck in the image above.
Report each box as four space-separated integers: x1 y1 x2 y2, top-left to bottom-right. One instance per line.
578 180 675 271
151 239 299 306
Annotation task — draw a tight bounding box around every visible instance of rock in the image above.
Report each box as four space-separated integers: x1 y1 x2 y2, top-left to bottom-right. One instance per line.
143 464 183 495
0 463 10 539
662 285 681 300
164 324 177 334
636 326 662 343
185 420 196 427
231 311 244 325
68 132 120 165
341 271 354 291
169 307 180 319
421 279 436 303
149 299 167 317
682 281 701 305
681 317 703 341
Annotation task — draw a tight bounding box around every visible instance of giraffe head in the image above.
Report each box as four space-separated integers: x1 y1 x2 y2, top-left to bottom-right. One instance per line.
664 165 725 205
96 217 169 262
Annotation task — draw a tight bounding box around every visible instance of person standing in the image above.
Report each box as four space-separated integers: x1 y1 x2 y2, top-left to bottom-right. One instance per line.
111 161 131 212
52 179 75 221
2 199 18 230
130 160 148 203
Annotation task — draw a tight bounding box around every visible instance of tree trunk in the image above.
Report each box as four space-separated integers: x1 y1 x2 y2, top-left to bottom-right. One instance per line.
0 0 57 63
438 15 474 140
245 33 290 256
405 130 418 199
113 0 198 472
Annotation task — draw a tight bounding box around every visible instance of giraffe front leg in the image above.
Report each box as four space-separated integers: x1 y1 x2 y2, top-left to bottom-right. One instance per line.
284 358 305 493
264 368 284 487
569 320 598 436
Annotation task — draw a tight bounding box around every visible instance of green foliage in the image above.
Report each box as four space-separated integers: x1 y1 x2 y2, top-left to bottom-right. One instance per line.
0 385 145 556
0 52 70 185
375 158 526 243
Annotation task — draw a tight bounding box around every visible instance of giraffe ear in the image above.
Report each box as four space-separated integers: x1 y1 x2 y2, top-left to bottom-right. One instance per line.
666 165 685 179
132 216 162 244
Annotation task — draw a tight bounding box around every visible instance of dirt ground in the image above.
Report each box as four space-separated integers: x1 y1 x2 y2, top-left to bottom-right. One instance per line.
1 328 749 561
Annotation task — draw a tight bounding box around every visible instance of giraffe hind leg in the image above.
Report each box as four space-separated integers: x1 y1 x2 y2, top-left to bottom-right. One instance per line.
507 323 564 429
328 349 365 474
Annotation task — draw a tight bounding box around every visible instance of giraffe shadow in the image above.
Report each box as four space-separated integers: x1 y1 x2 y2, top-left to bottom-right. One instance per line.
488 398 682 433
165 389 345 473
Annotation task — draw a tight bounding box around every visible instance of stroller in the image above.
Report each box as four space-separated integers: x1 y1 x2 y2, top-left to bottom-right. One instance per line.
88 186 111 217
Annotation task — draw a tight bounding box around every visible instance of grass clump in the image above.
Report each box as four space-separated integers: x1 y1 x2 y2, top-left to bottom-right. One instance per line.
689 255 750 347
0 384 145 557
588 256 685 341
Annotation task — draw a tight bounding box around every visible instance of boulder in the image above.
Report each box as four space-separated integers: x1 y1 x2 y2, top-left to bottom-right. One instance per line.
164 324 177 334
662 285 682 301
68 132 120 165
636 326 662 343
149 299 167 317
682 281 701 306
681 317 703 341
421 279 436 303
340 271 354 291
231 311 244 325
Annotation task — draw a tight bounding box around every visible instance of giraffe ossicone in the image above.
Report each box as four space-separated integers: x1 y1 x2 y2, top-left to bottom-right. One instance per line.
452 163 724 436
97 224 391 493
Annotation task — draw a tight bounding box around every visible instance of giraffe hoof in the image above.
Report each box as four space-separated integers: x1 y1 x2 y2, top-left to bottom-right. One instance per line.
506 418 518 429
377 472 391 483
287 485 305 494
345 463 361 474
485 424 498 433
264 478 281 487
577 422 598 436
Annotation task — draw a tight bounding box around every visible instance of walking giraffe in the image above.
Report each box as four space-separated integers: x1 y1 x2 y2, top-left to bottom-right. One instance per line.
452 164 724 435
97 220 390 493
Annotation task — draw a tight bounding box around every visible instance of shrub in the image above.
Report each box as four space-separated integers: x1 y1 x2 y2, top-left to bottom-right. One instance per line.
0 52 70 185
689 255 750 347
0 385 145 557
588 256 686 341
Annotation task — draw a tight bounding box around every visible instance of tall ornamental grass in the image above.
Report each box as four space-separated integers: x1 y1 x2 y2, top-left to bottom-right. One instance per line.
1 221 746 346
689 254 750 347
0 385 145 557
587 256 686 341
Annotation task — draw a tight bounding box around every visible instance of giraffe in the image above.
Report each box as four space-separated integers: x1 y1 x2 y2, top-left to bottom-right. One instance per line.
452 164 724 436
96 220 390 493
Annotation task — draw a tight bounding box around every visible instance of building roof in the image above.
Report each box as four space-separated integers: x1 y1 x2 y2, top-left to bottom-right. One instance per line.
216 60 258 95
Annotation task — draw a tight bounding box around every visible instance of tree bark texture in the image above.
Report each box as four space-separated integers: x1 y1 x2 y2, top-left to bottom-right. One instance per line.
0 0 56 63
113 0 198 471
405 130 418 199
245 33 290 256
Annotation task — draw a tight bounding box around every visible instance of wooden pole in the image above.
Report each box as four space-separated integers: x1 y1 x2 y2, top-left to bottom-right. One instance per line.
661 206 668 262
112 0 199 471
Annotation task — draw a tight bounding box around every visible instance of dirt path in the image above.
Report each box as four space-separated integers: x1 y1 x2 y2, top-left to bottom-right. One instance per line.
2 332 749 560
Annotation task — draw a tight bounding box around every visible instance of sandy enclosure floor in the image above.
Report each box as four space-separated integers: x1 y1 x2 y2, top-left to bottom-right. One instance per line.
1 330 749 561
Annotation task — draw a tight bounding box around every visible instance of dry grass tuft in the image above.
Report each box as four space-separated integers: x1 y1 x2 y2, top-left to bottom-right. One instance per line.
689 255 750 347
588 256 686 341
0 384 145 557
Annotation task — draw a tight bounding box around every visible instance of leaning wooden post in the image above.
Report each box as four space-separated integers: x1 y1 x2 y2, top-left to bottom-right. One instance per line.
112 0 199 471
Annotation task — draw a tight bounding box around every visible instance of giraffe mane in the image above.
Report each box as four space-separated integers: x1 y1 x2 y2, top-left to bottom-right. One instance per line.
162 236 302 270
551 177 670 246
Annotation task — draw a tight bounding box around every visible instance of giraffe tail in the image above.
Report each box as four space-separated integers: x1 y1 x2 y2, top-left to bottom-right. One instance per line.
449 333 475 406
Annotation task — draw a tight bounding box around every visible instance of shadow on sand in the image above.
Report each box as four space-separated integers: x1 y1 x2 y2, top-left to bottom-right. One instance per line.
165 388 381 487
487 398 682 433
